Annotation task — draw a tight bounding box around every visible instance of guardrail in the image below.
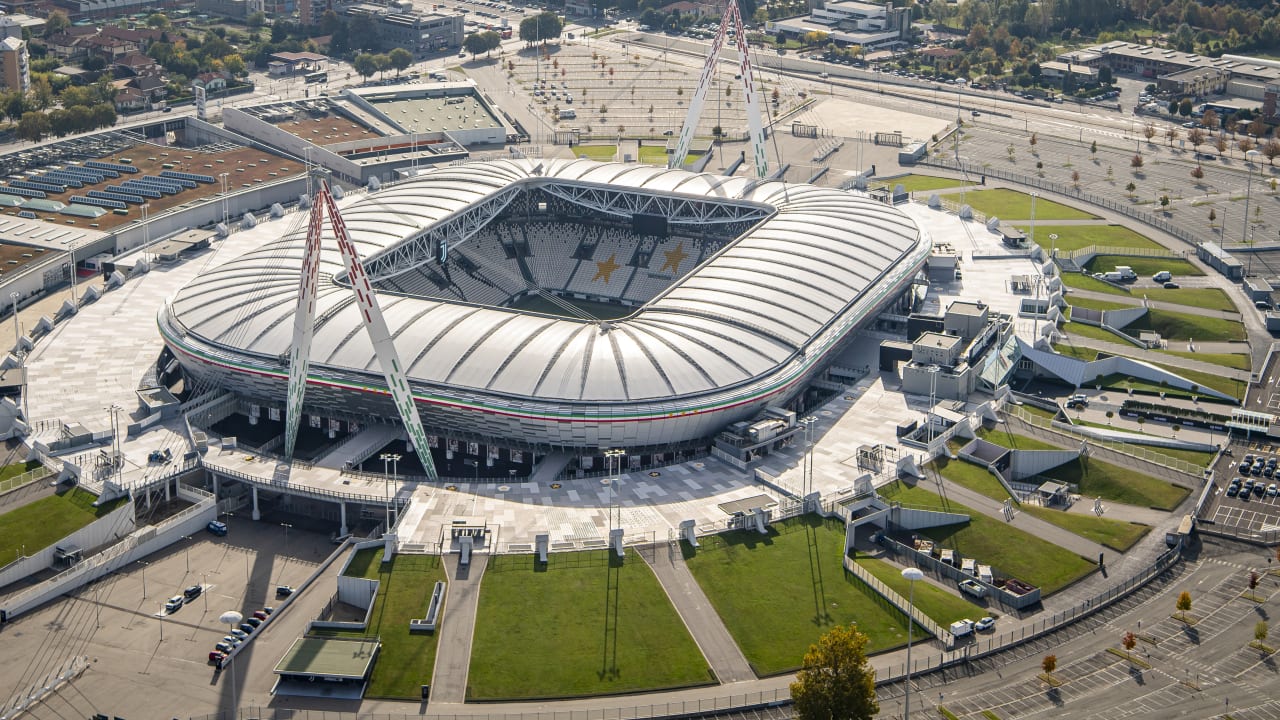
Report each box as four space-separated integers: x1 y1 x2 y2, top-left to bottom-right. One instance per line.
1005 405 1205 477
843 554 953 648
0 463 53 496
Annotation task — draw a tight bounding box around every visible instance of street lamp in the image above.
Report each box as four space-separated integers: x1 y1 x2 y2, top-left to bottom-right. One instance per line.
181 535 191 575
604 448 626 533
278 522 293 584
137 560 151 599
798 415 818 500
219 172 230 227
380 452 401 529
901 566 925 720
1243 149 1262 246
218 610 243 712
9 291 19 352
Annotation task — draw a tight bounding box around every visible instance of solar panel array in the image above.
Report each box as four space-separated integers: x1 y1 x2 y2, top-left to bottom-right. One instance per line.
70 195 126 210
123 179 178 196
1 186 46 199
62 166 118 181
40 173 83 188
115 182 162 198
89 189 144 204
11 179 66 194
86 160 139 174
160 170 216 184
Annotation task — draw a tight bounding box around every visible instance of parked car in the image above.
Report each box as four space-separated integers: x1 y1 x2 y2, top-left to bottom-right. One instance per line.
1065 394 1089 409
253 610 269 621
244 617 262 628
215 642 234 654
1163 282 1180 289
206 521 228 536
230 629 248 640
1153 271 1173 284
975 616 996 632
276 585 294 597
1268 483 1278 497
239 623 256 634
164 596 184 613
209 651 225 664
1226 484 1240 497
184 585 203 600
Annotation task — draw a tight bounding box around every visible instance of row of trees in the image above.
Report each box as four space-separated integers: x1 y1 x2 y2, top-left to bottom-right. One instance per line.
462 30 503 59
352 48 414 81
17 104 117 142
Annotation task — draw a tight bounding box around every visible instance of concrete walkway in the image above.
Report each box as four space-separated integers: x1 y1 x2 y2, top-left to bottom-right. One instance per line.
1064 497 1170 526
1067 287 1244 322
1058 333 1253 381
430 553 489 703
924 471 1108 560
646 544 756 683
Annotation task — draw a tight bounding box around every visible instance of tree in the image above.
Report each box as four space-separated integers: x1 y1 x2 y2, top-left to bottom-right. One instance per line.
1072 170 1081 187
1131 154 1144 168
15 111 49 142
388 47 412 75
1178 98 1193 117
1030 132 1038 150
353 52 378 81
1188 127 1206 155
1041 655 1057 675
43 10 70 37
1143 124 1157 142
1098 65 1113 85
1176 590 1192 621
1250 571 1260 593
1165 126 1179 147
373 53 391 80
790 625 879 720
1216 137 1229 157
1240 137 1256 154
1248 117 1267 138
1090 140 1097 156
480 31 502 57
1202 109 1218 132
463 32 488 58
1255 620 1269 648
1125 182 1136 197
1263 139 1280 166
247 11 267 27
1122 631 1137 657
1209 208 1217 224
1191 165 1204 180
1160 194 1171 210
519 11 563 45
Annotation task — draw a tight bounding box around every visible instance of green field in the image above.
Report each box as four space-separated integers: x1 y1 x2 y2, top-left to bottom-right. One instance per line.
637 145 669 164
876 482 1096 594
507 294 635 320
1020 224 1162 253
468 551 711 699
1083 255 1205 278
0 460 40 483
684 515 915 676
976 426 1063 452
1069 296 1135 312
932 456 1012 503
1123 308 1245 343
854 556 981 625
326 550 447 699
1144 287 1237 312
1039 457 1190 510
1019 506 1150 552
1060 272 1133 295
1158 350 1252 371
0 488 126 564
870 174 974 193
1063 320 1129 345
575 145 618 161
960 189 1098 220
1053 342 1098 361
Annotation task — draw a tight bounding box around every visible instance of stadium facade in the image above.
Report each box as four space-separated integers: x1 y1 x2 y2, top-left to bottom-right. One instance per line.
158 159 929 454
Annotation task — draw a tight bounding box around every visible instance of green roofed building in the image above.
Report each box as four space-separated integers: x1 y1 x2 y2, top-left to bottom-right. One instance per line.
0 194 23 207
61 204 108 218
20 199 65 212
273 636 380 699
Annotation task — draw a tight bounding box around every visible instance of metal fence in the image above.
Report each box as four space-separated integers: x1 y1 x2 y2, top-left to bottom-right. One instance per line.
0 463 53 496
920 157 1204 251
1005 405 1205 477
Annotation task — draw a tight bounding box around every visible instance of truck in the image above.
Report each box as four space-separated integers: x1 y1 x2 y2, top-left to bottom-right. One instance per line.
1114 265 1137 281
950 619 975 638
958 579 988 598
559 109 577 120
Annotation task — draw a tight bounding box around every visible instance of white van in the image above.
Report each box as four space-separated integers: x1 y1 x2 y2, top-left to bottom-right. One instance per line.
559 109 577 120
950 619 975 638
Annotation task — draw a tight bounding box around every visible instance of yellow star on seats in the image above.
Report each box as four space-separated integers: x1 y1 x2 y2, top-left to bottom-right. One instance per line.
593 253 621 283
660 242 688 274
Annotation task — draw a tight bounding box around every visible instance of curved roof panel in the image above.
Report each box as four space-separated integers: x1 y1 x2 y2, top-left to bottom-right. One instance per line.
167 159 923 403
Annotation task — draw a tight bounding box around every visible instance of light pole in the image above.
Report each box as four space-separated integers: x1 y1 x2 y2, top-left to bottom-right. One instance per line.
220 172 230 227
9 291 19 351
380 452 401 529
926 365 941 441
799 415 818 500
182 535 191 575
604 448 625 534
137 560 151 599
901 566 924 720
1243 149 1262 245
1029 191 1038 248
219 610 243 712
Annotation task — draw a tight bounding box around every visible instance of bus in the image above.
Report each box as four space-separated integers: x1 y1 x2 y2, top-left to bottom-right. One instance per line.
305 71 328 84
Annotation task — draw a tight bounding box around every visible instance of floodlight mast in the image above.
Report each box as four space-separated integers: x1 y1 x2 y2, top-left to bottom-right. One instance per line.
669 0 767 178
283 171 438 480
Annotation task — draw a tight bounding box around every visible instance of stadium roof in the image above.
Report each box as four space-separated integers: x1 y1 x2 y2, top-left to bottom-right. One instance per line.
166 160 923 403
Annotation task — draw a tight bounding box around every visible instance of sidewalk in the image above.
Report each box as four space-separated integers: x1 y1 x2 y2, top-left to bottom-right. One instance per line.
1057 333 1252 381
1066 287 1243 322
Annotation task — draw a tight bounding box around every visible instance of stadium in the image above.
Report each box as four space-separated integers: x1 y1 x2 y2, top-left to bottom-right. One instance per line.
159 158 929 475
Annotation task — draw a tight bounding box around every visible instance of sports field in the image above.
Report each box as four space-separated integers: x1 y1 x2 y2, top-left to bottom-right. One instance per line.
507 294 635 320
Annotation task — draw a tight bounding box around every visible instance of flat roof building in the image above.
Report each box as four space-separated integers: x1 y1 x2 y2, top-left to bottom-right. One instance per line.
766 0 910 50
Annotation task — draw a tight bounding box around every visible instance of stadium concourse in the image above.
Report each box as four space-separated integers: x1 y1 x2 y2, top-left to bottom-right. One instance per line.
21 160 1040 549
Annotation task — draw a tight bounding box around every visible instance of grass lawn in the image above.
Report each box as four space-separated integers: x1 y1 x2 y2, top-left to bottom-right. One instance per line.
976 426 1064 452
1060 273 1133 296
685 515 915 675
1020 506 1151 552
637 145 669 164
1039 457 1190 510
1064 320 1128 344
575 145 617 161
1016 224 1162 253
1122 308 1245 342
1144 287 1237 312
1158 350 1251 371
1069 296 1135 312
0 460 40 483
870 174 974 193
1054 342 1098 361
468 551 711 699
854 556 980 625
960 189 1098 220
0 488 126 563
930 457 1012 503
877 482 1096 594
325 550 447 699
1083 255 1205 277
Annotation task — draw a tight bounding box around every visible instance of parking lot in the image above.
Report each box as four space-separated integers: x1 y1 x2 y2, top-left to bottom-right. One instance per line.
1206 447 1280 532
0 513 335 719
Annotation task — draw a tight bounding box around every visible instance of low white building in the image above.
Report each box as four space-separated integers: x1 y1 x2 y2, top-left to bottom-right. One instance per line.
766 0 911 49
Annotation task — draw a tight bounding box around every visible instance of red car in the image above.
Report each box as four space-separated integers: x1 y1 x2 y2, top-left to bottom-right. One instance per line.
252 610 268 621
208 651 225 664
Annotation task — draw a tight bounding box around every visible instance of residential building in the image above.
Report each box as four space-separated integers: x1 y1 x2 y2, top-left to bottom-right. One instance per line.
1157 66 1228 97
0 37 29 93
1039 60 1099 83
114 86 146 112
1066 44 1280 101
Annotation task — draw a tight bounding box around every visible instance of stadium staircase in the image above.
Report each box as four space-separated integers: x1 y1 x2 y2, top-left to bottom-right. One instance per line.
529 451 574 485
312 424 403 470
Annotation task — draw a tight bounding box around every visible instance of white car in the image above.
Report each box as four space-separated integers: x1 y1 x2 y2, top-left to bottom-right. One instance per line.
975 616 996 632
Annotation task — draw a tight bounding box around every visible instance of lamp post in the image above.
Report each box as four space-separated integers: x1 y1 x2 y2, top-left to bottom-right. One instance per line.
901 566 925 720
1243 149 1262 246
9 291 19 352
137 560 151 599
380 452 401 529
799 415 818 500
604 448 625 534
219 172 230 227
181 535 191 575
926 365 941 441
219 610 243 712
